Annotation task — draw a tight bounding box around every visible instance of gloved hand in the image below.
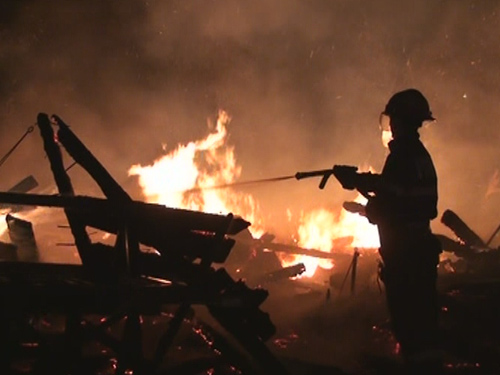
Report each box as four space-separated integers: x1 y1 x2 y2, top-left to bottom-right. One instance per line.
365 197 384 224
333 165 358 190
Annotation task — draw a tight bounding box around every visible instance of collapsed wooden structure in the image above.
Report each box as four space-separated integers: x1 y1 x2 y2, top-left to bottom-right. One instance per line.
0 113 289 375
437 209 500 278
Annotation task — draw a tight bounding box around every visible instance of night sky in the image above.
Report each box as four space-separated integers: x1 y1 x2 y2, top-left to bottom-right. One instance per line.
1 0 499 239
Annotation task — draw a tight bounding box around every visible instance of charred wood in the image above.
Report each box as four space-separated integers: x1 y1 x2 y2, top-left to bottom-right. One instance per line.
37 113 92 265
436 234 475 258
0 192 249 265
441 209 487 250
6 214 39 262
0 192 249 236
438 210 500 276
252 263 306 284
0 175 38 213
208 304 287 375
0 262 269 314
51 114 142 274
0 242 17 261
236 236 352 261
0 114 290 375
51 115 131 205
6 175 38 194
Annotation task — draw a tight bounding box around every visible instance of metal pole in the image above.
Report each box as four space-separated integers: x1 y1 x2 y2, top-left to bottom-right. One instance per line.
350 248 360 295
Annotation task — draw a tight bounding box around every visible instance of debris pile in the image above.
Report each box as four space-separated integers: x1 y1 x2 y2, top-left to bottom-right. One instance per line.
0 113 288 375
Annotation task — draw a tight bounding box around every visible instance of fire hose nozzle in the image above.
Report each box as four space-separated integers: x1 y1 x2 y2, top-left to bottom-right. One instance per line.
319 173 331 189
295 167 335 189
294 172 306 180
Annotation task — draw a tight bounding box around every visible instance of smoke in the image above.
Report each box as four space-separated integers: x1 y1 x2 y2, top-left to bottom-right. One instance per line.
1 0 500 237
1 2 500 372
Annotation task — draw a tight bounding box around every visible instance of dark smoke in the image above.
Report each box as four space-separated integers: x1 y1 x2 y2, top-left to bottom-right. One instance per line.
1 0 499 239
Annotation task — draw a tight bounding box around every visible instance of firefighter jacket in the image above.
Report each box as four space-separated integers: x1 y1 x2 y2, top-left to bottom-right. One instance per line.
363 133 439 260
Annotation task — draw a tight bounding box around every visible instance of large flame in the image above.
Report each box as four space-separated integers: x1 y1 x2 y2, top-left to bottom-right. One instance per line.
128 110 264 237
129 110 381 278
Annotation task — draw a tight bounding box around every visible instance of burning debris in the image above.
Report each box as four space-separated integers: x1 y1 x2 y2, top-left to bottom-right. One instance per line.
0 113 291 375
126 111 382 281
0 109 406 375
0 109 497 375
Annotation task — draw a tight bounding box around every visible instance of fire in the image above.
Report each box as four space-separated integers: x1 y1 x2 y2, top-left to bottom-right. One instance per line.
128 110 264 237
280 194 380 277
129 110 380 278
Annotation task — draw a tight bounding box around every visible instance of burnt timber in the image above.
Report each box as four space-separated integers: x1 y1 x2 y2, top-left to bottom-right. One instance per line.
0 113 289 375
437 209 500 278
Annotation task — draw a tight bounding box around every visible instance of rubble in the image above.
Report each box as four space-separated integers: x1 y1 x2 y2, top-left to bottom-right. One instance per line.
0 113 498 374
437 209 500 279
0 113 289 375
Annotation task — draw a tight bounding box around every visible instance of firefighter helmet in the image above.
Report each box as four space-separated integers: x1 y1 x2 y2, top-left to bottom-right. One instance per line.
383 89 435 126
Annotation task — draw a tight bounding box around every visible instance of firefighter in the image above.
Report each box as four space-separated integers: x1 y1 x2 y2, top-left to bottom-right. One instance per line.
335 88 443 374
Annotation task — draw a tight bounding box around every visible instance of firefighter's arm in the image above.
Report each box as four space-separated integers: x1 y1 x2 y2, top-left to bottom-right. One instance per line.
333 163 430 200
364 197 385 224
333 165 431 200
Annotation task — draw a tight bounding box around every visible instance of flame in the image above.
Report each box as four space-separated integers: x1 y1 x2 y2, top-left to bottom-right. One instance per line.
129 110 380 278
128 110 264 237
279 194 380 277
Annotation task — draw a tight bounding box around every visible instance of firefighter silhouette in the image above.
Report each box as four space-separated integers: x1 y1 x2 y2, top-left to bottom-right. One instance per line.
335 88 443 374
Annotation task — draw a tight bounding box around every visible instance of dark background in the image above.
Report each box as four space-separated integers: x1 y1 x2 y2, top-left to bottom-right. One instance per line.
1 0 499 240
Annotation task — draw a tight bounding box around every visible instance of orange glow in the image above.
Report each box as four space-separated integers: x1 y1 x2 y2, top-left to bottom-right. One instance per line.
0 214 7 237
128 110 264 237
485 168 500 198
279 194 379 277
129 110 380 278
381 129 392 148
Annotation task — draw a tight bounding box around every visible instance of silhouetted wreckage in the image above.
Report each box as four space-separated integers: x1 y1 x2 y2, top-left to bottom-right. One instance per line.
0 175 39 261
2 114 499 374
0 113 289 375
437 209 500 278
431 209 500 374
227 230 355 286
